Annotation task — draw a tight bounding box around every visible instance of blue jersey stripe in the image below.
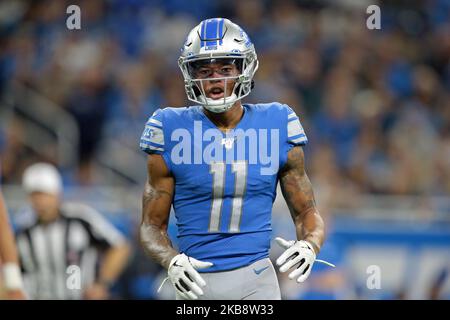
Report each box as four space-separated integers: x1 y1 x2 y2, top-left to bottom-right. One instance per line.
140 139 164 148
290 136 308 145
140 142 164 153
288 133 306 140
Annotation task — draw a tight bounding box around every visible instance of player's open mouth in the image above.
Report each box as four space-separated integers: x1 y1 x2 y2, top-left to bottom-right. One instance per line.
208 87 225 99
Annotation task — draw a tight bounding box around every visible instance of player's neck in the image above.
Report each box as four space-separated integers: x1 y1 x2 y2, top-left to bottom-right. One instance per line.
203 101 244 132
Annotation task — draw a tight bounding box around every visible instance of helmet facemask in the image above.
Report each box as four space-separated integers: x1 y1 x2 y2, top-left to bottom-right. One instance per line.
179 53 258 113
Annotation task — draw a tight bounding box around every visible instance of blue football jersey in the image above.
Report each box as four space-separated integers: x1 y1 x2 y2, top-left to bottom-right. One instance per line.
140 103 307 272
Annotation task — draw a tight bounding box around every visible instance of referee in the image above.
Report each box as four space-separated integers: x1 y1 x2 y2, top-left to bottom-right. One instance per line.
15 163 130 300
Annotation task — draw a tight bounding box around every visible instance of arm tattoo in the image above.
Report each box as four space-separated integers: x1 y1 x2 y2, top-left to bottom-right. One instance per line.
142 182 172 208
279 146 324 253
140 178 177 269
280 147 316 218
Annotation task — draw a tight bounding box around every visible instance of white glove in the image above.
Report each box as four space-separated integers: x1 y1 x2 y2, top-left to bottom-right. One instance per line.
163 253 213 300
275 237 335 283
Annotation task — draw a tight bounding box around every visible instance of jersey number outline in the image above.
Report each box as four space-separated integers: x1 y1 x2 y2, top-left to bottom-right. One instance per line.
208 161 247 233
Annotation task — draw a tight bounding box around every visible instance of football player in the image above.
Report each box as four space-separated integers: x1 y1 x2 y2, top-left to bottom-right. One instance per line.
139 18 333 300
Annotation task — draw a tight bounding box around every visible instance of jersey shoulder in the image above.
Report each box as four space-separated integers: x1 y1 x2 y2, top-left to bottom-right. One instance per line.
246 102 308 146
140 106 195 155
246 102 298 118
159 106 193 118
247 101 287 111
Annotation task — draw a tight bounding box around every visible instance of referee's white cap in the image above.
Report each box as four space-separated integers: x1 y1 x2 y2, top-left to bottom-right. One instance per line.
22 163 63 195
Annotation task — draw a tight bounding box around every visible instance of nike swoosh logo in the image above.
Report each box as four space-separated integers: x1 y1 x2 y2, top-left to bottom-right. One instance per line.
253 266 269 275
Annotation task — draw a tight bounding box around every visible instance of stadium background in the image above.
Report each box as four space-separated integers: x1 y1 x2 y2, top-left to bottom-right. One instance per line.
0 0 449 299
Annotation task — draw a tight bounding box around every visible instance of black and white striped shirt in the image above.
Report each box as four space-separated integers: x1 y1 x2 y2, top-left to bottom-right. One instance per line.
16 202 126 300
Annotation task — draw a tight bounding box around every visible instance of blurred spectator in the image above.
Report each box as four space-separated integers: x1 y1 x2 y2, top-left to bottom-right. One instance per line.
65 65 112 184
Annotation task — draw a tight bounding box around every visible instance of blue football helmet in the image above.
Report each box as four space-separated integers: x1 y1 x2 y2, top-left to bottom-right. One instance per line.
178 18 259 113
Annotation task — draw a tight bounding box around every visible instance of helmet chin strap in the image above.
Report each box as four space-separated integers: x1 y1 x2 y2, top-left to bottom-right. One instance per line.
199 93 238 113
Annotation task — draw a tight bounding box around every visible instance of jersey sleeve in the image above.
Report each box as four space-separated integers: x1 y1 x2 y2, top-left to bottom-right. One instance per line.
139 109 165 155
286 106 308 146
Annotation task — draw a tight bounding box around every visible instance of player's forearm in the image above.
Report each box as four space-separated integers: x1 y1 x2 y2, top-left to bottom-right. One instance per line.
295 207 324 254
139 223 178 269
0 194 20 264
283 191 325 254
97 243 130 286
140 180 178 269
0 220 20 264
283 183 324 253
279 146 325 254
0 194 25 294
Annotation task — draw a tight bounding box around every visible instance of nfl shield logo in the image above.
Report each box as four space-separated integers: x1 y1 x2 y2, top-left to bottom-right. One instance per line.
221 137 235 149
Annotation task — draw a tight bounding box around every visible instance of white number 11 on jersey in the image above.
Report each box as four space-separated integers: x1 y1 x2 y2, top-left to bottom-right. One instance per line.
208 161 247 233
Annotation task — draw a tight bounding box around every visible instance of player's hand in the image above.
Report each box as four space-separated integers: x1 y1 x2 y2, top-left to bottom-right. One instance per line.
167 253 213 300
275 237 318 283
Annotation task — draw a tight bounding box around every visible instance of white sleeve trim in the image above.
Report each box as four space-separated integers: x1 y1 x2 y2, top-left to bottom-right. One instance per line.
149 118 162 127
288 112 297 120
288 119 305 138
142 126 164 145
